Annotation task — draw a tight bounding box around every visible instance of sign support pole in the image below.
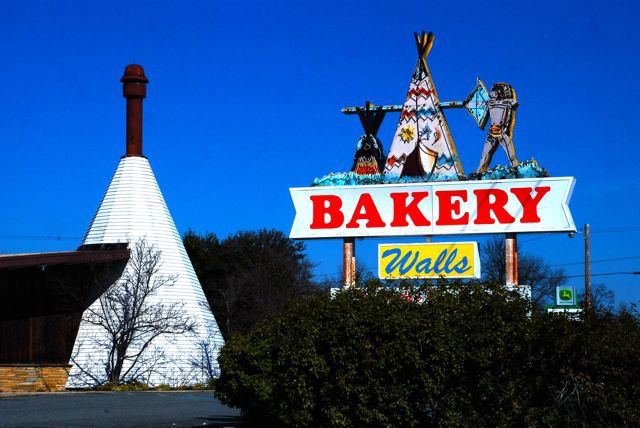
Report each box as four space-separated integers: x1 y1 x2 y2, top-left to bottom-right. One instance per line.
343 238 356 289
505 233 518 285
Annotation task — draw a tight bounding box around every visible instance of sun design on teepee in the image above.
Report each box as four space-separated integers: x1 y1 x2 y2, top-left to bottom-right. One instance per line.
400 125 415 143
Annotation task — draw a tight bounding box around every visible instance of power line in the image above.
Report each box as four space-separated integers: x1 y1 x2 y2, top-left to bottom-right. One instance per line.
520 234 556 243
520 226 640 243
593 229 640 234
545 271 640 280
592 227 640 233
547 256 640 267
0 234 81 241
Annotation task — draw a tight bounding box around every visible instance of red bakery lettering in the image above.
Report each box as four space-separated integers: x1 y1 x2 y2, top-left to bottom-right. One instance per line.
435 190 469 225
510 186 551 223
390 192 431 227
346 193 386 228
473 189 516 224
310 195 344 229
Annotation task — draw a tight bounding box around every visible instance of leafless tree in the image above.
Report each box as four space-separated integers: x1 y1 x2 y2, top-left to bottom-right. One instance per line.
76 238 196 385
582 283 615 311
481 237 567 307
186 301 222 386
327 260 371 289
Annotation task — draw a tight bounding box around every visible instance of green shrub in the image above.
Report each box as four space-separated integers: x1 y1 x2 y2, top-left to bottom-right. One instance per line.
95 380 150 391
89 381 213 392
525 308 640 426
215 280 640 427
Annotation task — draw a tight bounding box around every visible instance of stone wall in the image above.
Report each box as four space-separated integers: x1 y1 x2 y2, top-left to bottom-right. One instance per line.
0 365 70 392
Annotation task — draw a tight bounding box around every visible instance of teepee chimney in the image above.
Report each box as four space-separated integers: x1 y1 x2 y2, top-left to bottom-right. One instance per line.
120 64 148 157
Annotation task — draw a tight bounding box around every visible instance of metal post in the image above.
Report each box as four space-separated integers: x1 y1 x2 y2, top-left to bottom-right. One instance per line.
584 223 591 311
505 233 518 285
343 238 356 289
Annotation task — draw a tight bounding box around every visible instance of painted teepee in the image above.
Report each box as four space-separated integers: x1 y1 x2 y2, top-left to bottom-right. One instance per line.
384 32 463 179
67 65 223 387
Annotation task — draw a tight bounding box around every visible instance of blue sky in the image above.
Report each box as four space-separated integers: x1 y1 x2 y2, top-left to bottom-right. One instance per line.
1 0 639 304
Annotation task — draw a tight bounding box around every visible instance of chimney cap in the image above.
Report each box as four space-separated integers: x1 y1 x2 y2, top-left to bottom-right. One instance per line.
121 64 149 84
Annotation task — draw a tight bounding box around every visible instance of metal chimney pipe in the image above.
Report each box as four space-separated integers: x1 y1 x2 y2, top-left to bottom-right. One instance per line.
120 65 149 157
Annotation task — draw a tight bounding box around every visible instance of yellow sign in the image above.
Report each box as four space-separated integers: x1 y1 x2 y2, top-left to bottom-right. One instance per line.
378 242 480 279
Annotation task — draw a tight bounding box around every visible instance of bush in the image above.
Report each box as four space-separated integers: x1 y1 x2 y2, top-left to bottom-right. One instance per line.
94 380 150 391
88 380 212 392
215 280 640 427
525 308 640 426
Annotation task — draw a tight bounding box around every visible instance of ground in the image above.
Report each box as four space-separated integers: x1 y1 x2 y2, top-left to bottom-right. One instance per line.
0 391 242 427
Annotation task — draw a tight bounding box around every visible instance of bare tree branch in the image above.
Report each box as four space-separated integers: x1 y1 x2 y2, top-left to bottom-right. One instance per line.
481 237 567 307
76 238 197 385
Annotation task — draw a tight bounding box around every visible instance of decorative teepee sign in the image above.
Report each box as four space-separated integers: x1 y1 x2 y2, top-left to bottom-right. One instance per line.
384 32 463 179
291 30 576 289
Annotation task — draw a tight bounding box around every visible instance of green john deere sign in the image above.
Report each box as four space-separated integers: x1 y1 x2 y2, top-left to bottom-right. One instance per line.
556 286 577 306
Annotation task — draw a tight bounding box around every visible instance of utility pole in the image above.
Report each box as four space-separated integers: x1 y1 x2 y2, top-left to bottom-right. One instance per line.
584 223 591 311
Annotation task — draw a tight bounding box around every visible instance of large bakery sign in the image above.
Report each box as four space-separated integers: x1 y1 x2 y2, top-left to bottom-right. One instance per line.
289 31 575 281
291 178 574 238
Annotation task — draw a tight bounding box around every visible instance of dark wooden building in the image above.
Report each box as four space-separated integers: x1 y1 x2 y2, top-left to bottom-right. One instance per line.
0 244 129 391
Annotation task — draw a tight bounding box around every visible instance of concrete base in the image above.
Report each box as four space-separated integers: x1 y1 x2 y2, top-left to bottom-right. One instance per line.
546 307 583 320
0 365 71 392
505 284 531 301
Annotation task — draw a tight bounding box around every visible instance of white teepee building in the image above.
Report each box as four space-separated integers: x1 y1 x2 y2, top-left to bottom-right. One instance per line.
67 65 223 387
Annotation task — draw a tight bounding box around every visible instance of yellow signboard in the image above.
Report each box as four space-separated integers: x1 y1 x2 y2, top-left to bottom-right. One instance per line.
378 242 480 279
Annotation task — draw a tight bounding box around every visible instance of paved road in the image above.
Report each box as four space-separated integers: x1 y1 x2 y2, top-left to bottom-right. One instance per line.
0 391 243 427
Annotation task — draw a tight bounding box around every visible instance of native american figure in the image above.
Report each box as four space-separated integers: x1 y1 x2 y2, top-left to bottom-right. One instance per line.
475 82 519 174
384 32 463 179
351 103 386 175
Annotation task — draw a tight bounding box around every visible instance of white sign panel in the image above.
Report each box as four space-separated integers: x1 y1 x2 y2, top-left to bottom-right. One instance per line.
290 177 575 239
